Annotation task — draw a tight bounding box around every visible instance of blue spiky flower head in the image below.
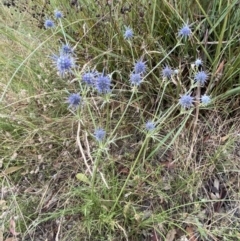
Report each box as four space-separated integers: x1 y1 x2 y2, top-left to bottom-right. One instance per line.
44 19 55 29
130 73 142 86
134 59 147 74
82 71 98 86
52 53 75 77
162 65 173 79
54 10 63 19
95 73 111 94
194 71 208 85
201 94 211 105
67 93 81 108
179 94 194 109
178 24 191 38
195 58 202 67
94 128 106 142
61 44 74 55
145 120 155 131
123 26 133 40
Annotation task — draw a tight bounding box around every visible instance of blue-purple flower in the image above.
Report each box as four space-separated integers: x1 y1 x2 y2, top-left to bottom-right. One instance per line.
201 94 211 105
194 71 208 85
134 60 147 74
179 94 194 109
94 128 106 142
95 74 111 94
44 19 55 29
178 24 191 38
54 10 63 19
145 121 155 131
195 58 202 67
82 71 97 86
61 44 74 55
67 93 81 108
52 53 75 77
124 26 133 40
162 65 173 79
130 73 142 86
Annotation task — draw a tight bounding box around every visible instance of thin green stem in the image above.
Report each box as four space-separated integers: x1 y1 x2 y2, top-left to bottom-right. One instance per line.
59 19 68 44
111 135 150 212
91 147 102 192
151 0 157 35
110 91 135 138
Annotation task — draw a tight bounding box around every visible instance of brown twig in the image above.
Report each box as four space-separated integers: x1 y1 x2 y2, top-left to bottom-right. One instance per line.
76 121 93 176
187 83 200 162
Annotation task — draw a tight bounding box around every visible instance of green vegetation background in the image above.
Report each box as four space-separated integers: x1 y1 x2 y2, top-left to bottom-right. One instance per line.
0 0 240 240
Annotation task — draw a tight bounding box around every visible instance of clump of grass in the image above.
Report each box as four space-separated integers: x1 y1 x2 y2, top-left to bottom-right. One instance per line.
1 0 240 240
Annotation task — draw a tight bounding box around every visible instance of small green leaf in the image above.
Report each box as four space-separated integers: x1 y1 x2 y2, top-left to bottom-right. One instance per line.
0 166 24 178
76 173 90 185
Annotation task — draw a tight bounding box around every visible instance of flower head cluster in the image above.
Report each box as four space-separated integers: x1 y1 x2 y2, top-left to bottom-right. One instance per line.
162 65 173 79
94 128 106 142
130 59 147 86
201 94 211 105
44 19 55 29
178 52 212 109
145 121 155 131
124 26 133 40
67 93 81 108
52 41 76 77
95 74 111 94
194 71 208 85
178 24 191 38
54 10 63 19
179 94 194 109
52 53 75 77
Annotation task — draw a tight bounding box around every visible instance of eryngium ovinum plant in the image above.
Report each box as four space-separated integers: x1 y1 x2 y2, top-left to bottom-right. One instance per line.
43 7 213 239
